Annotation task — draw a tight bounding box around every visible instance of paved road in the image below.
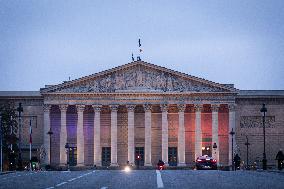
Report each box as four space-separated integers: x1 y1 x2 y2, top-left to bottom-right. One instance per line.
1 170 284 189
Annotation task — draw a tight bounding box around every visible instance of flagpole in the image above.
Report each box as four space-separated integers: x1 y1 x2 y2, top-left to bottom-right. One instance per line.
29 119 32 171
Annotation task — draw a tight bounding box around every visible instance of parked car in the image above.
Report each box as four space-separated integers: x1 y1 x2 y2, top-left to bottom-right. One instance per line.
196 155 217 170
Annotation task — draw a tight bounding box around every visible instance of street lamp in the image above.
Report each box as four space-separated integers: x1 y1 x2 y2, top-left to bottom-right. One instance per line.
65 143 70 171
260 103 267 170
229 128 235 171
245 136 250 169
47 129 53 165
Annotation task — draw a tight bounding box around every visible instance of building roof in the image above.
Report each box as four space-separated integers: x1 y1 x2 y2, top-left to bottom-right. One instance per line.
0 91 42 97
238 90 284 96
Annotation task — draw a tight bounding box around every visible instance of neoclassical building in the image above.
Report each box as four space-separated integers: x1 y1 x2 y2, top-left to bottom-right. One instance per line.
1 61 283 168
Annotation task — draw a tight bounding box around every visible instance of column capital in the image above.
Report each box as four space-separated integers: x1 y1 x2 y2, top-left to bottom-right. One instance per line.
59 104 68 112
92 105 102 112
143 104 152 112
160 104 168 112
76 105 85 112
126 105 136 112
110 105 119 112
178 104 186 112
228 104 236 112
194 104 203 112
43 104 51 112
211 104 220 112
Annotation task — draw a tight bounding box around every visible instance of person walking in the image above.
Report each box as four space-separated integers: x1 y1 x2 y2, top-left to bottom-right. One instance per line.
234 154 241 171
276 149 284 170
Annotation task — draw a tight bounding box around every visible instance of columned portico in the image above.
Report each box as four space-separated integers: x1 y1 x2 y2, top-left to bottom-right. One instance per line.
144 104 152 166
178 104 186 166
76 105 85 166
41 61 237 167
110 105 119 166
59 105 68 165
195 104 202 160
160 104 169 166
211 104 219 163
93 105 102 166
43 104 51 164
127 105 135 165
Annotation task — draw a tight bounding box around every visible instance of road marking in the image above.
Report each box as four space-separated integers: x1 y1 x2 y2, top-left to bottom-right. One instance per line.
68 178 77 182
44 171 94 189
156 170 164 188
55 182 67 187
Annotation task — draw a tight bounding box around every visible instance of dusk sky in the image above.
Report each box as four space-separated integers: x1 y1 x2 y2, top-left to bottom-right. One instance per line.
0 0 284 91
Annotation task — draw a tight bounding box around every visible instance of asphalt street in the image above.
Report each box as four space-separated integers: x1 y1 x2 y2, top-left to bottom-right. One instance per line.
0 169 284 189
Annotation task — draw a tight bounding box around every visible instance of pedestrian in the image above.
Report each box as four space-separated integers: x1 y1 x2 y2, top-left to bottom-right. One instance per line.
275 149 284 170
234 154 241 171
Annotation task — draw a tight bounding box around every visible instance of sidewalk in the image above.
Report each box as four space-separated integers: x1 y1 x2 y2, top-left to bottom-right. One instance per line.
256 169 284 174
0 171 16 175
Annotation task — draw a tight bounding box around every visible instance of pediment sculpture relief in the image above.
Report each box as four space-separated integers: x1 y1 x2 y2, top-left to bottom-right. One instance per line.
57 66 225 93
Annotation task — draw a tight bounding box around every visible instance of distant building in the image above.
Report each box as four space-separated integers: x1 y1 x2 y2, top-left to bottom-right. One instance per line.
1 61 283 168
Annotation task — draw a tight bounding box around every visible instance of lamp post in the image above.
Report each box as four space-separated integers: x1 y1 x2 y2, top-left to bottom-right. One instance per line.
65 143 70 171
260 103 267 170
245 136 250 169
229 128 235 171
17 103 23 170
47 129 53 165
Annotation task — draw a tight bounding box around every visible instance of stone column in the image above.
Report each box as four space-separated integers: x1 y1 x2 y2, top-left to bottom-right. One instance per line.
43 104 51 164
211 104 220 163
59 105 68 166
144 104 152 166
178 104 186 166
110 105 119 166
126 105 136 165
160 104 169 166
194 104 202 160
76 105 85 166
228 104 236 166
93 105 102 166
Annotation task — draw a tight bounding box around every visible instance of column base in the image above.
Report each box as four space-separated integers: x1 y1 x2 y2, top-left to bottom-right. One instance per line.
144 163 152 166
110 163 119 167
94 162 102 167
178 162 186 167
76 163 85 167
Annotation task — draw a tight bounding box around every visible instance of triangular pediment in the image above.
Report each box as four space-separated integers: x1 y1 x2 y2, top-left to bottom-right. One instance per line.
41 61 237 94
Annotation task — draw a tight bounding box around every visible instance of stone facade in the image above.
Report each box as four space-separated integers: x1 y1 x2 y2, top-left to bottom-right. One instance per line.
0 61 283 168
